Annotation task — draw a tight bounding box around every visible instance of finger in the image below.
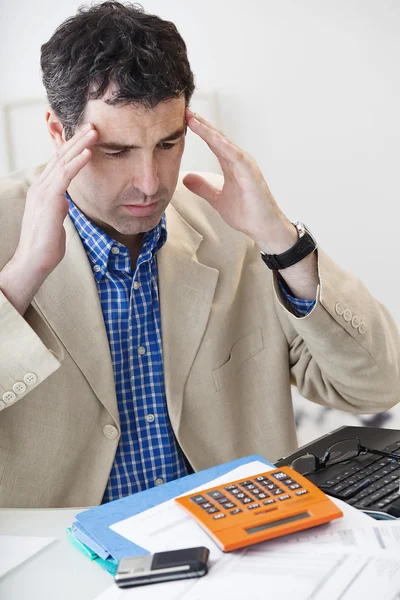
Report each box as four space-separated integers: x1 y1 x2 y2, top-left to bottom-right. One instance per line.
182 173 221 207
186 115 244 164
50 148 93 195
185 108 225 138
60 127 98 166
38 123 95 182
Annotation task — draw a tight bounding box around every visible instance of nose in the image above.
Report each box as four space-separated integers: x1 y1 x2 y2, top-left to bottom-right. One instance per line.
131 153 159 198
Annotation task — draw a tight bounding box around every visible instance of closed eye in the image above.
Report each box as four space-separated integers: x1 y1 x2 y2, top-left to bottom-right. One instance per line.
105 141 179 159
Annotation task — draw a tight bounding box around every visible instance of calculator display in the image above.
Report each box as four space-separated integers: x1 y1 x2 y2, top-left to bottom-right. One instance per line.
245 511 311 535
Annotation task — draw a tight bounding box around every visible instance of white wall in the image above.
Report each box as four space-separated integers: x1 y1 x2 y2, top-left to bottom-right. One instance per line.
1 1 400 440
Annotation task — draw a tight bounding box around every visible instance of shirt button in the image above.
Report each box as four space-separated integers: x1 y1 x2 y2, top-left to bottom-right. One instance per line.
111 246 120 254
133 281 140 290
2 391 16 404
155 477 164 486
93 265 101 273
23 372 38 386
13 381 27 395
343 308 352 322
103 425 118 440
146 414 155 423
138 346 146 356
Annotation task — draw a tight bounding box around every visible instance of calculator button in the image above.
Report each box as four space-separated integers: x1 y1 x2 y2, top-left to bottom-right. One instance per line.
258 493 268 499
243 484 256 491
230 488 240 495
271 488 284 496
278 494 291 501
224 502 236 509
225 485 238 492
289 483 301 490
249 488 261 495
295 489 309 496
262 499 276 505
190 495 208 504
282 479 294 486
217 497 230 505
213 513 226 520
208 490 224 500
206 506 220 514
230 508 243 515
255 475 267 481
239 481 253 487
265 484 278 491
239 497 253 504
236 493 246 499
200 502 213 510
247 503 260 510
272 472 288 480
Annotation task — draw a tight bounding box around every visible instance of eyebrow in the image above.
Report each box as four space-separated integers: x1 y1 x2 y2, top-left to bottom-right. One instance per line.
93 127 187 151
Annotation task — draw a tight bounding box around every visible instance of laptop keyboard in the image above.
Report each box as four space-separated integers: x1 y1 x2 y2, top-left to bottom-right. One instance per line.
316 441 400 514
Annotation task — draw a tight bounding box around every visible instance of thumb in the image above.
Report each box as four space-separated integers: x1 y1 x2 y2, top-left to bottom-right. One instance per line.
182 173 220 208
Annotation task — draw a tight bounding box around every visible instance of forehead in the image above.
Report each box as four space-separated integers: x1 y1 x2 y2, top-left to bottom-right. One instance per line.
83 95 186 143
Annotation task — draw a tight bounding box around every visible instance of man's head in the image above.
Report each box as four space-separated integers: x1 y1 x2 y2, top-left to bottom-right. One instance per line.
41 1 195 243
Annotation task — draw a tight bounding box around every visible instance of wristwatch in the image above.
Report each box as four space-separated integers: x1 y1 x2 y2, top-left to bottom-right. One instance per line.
260 221 317 270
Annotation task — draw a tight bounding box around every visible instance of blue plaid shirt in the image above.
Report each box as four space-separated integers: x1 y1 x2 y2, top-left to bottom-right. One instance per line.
67 196 315 502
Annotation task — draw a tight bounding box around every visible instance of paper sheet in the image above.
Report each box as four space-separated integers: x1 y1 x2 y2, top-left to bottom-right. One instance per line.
110 461 372 561
0 535 55 578
96 460 400 600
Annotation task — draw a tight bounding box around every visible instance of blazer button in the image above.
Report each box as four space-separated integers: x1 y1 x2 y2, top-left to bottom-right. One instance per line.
335 303 344 316
358 322 367 335
2 391 16 404
23 372 38 385
343 308 352 322
103 425 118 440
351 315 361 328
13 381 27 395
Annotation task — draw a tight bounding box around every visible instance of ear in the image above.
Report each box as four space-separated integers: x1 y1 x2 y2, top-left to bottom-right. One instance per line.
46 108 65 149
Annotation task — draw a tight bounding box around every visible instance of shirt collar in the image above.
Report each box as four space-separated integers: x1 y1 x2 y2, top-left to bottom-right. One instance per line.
66 193 167 280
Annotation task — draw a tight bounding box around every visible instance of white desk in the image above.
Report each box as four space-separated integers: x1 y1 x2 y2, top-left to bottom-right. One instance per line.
0 508 113 600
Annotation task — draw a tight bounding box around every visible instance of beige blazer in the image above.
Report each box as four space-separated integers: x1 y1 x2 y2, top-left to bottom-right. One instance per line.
0 166 399 508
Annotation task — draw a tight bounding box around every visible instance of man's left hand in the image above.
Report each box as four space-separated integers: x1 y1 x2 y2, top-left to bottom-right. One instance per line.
183 108 297 255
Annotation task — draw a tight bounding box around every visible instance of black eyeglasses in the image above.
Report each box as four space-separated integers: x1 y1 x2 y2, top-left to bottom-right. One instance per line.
290 438 400 477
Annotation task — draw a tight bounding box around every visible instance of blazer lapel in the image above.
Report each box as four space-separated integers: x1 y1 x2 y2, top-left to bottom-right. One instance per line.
33 216 119 426
158 203 219 431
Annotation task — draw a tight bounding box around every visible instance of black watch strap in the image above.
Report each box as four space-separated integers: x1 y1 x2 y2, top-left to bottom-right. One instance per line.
261 222 317 270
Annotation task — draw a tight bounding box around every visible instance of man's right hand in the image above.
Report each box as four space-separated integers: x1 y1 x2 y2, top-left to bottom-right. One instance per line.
0 123 98 316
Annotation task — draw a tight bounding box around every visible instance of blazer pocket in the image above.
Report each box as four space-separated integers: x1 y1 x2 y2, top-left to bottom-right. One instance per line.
213 328 264 392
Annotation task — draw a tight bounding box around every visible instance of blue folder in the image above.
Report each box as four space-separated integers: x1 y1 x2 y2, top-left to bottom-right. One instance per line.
71 454 273 568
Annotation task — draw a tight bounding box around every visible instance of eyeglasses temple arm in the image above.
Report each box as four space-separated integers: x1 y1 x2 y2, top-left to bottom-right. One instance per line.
362 447 400 461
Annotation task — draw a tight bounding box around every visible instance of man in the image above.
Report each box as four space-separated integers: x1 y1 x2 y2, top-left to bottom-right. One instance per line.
0 1 399 508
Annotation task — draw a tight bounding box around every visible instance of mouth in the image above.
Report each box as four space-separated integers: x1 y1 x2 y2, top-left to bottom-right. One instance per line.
122 201 159 217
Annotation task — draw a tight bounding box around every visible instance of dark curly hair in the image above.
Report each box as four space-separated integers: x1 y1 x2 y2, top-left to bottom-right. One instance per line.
40 1 195 140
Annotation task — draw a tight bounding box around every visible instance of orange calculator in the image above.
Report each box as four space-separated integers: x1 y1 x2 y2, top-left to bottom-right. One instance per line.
175 466 343 552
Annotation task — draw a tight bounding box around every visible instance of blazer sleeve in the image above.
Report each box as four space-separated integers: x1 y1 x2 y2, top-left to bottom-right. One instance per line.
0 291 62 409
274 248 400 413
